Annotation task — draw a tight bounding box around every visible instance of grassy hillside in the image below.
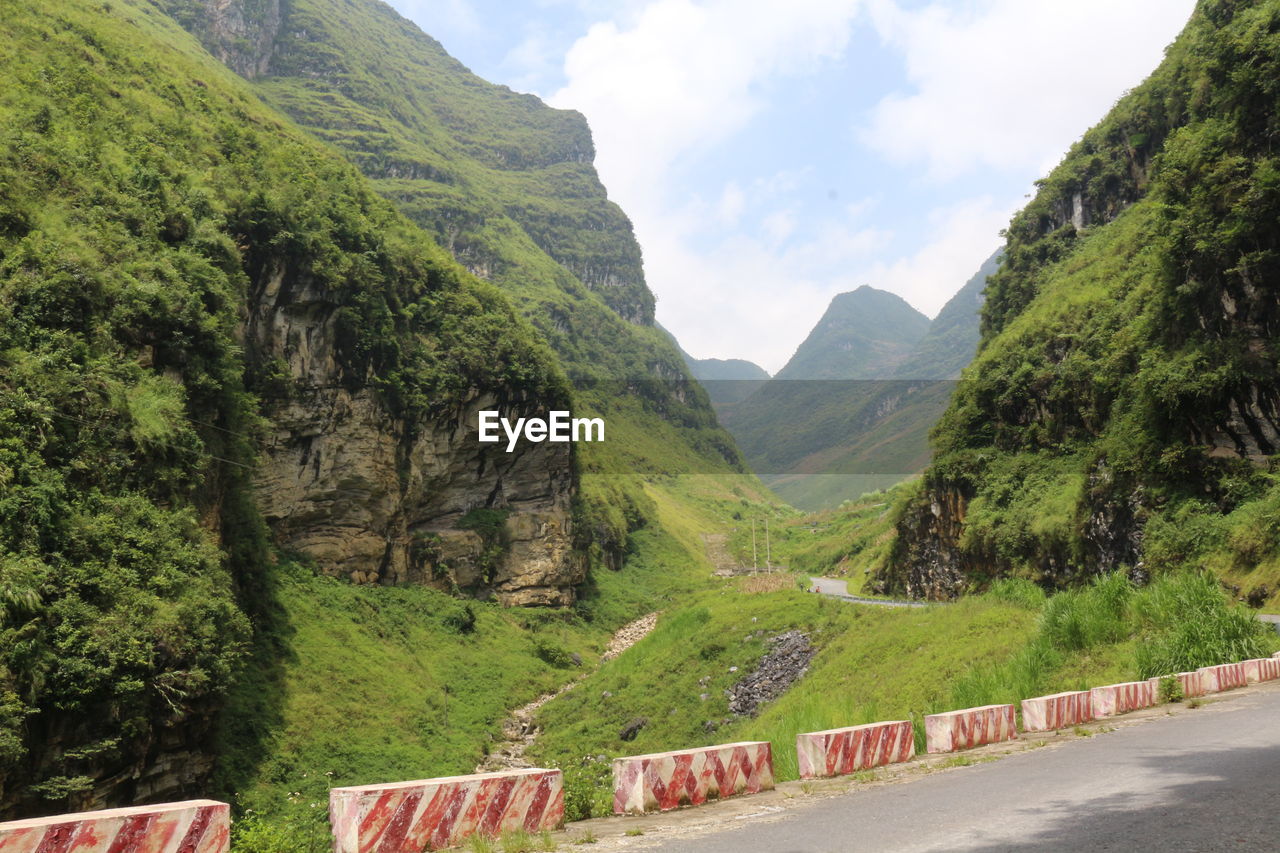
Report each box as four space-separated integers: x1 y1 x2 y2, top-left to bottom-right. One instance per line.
882 0 1280 605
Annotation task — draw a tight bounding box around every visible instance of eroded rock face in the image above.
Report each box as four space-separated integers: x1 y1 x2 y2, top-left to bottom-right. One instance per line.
245 260 583 606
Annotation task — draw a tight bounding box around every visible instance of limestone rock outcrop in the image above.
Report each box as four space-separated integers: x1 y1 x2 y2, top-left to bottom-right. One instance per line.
245 259 584 605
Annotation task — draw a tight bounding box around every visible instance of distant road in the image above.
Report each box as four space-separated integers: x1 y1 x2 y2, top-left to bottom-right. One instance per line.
643 684 1280 852
808 576 927 608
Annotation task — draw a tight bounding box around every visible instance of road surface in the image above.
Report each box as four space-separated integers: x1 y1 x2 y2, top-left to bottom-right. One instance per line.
641 684 1280 852
808 576 927 608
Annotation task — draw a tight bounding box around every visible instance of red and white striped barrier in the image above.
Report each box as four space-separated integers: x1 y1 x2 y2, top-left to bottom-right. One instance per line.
612 741 773 815
1241 657 1280 683
0 800 228 853
1090 680 1156 717
924 705 1015 754
329 768 563 852
1020 690 1092 732
1198 662 1247 693
796 720 914 779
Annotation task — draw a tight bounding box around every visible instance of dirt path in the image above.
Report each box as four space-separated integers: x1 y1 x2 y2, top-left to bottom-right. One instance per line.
476 612 660 773
702 533 741 576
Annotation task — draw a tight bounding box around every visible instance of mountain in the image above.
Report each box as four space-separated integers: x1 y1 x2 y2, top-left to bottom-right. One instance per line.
659 324 771 405
687 357 771 382
773 286 930 380
0 0 758 820
158 0 749 574
720 271 994 510
877 0 1280 603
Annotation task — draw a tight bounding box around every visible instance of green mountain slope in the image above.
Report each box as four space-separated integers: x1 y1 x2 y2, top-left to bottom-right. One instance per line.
0 0 580 814
896 251 1000 380
879 0 1280 604
0 0 770 826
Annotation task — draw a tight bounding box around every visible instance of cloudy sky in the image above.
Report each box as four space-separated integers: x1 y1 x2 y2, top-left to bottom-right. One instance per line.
387 0 1197 373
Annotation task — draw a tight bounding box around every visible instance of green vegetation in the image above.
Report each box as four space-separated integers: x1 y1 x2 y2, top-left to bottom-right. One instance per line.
0 0 757 824
0 0 555 814
948 572 1276 713
529 584 1039 815
883 0 1280 603
527 568 1274 820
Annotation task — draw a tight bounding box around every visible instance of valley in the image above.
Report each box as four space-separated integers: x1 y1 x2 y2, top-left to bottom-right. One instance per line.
1 0 1278 851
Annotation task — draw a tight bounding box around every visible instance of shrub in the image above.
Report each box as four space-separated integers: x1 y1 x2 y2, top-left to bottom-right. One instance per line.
1157 675 1184 704
561 757 613 821
533 637 574 669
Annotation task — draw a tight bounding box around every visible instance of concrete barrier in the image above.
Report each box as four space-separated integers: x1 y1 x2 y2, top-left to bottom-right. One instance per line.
329 768 563 852
612 741 773 815
924 705 1016 754
1199 662 1247 693
1090 681 1157 718
1020 690 1092 732
0 800 228 853
796 720 914 779
1241 657 1280 683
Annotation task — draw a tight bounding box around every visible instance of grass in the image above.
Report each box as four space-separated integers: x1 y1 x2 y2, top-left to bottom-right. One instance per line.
529 588 1041 809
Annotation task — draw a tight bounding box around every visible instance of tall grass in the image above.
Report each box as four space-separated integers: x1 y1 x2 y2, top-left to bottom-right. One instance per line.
950 570 1277 712
1132 572 1272 677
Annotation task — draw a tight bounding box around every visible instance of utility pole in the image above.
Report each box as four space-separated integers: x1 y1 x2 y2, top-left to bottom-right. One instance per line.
751 519 758 571
765 517 771 571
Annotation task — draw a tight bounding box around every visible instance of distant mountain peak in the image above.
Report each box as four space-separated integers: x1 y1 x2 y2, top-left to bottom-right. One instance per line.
775 286 930 380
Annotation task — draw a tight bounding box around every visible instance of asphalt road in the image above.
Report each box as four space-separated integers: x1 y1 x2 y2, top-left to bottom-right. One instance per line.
807 576 926 608
643 685 1280 852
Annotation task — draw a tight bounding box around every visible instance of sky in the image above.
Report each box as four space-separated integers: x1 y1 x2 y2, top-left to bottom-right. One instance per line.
387 0 1197 374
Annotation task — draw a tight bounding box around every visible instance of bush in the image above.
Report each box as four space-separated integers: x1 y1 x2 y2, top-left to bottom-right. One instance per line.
1157 675 1184 704
560 756 613 821
533 636 574 669
1133 572 1273 678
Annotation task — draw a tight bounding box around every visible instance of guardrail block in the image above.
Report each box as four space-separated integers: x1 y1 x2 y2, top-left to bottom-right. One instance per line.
330 768 563 853
1198 662 1247 693
612 741 773 815
1241 657 1280 683
0 799 228 853
924 704 1015 754
1150 671 1207 699
1089 681 1156 718
796 720 914 779
1020 690 1093 732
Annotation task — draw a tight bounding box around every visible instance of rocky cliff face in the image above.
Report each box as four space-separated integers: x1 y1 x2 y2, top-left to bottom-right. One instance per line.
245 257 583 606
166 0 283 78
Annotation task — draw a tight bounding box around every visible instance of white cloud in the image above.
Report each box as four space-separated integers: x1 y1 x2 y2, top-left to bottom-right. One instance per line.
862 0 1198 179
549 0 864 208
716 181 746 226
